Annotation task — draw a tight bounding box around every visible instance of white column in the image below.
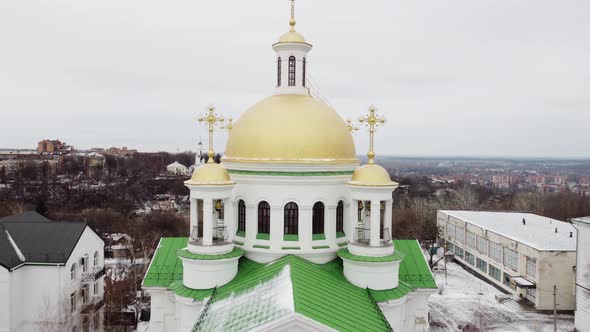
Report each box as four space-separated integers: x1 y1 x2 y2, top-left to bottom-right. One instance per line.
349 200 357 242
246 203 257 244
300 206 312 250
370 200 380 247
223 198 232 241
203 199 213 246
385 199 393 240
190 198 197 240
326 204 337 243
270 206 282 250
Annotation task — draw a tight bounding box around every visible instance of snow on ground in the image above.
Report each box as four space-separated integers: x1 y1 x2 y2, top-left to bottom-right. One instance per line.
135 321 149 332
429 262 574 331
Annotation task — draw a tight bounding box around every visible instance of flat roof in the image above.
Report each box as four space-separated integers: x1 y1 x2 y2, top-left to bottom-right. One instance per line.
439 210 576 251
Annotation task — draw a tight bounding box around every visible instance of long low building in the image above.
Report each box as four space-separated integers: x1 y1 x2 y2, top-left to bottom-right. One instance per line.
437 210 577 311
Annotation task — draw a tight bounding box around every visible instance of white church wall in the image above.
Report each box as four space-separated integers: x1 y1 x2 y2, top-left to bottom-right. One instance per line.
175 296 204 332
229 173 352 263
0 266 10 332
146 288 178 332
378 297 407 332
574 219 590 332
341 259 400 290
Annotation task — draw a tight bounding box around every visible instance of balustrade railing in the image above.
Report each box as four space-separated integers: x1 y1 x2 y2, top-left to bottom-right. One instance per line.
81 266 105 283
190 224 229 244
353 227 391 246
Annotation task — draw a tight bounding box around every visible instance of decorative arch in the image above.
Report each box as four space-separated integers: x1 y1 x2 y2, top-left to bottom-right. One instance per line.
237 199 246 233
93 251 99 266
312 202 325 235
288 56 296 86
284 202 299 235
336 200 344 233
258 201 271 234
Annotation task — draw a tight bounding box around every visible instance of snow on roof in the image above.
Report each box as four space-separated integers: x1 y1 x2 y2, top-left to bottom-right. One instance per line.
572 216 590 225
439 210 576 251
167 161 186 168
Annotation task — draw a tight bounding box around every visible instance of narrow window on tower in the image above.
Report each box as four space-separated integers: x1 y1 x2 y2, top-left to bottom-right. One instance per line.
237 200 246 233
284 202 299 234
258 201 271 234
288 56 296 86
302 57 306 87
277 57 281 86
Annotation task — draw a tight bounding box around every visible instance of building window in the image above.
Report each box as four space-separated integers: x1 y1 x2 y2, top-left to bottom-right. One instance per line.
237 200 246 233
81 286 88 304
504 272 516 290
302 57 306 87
466 231 476 249
312 202 325 235
81 255 89 273
476 236 488 255
465 251 475 265
336 201 344 233
284 202 298 235
288 56 296 86
277 57 281 86
93 251 99 266
456 225 465 244
258 201 271 234
93 281 99 295
71 263 77 280
526 256 537 279
526 288 536 301
454 245 464 259
489 241 502 263
504 247 519 271
476 257 488 273
447 223 456 241
94 313 101 330
70 292 76 312
489 265 502 282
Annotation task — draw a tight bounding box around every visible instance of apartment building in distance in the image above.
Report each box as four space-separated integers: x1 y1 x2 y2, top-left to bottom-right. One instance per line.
437 210 577 311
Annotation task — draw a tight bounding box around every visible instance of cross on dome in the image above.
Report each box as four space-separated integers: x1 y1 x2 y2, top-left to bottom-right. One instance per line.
198 105 225 163
346 119 359 133
289 0 296 30
222 117 233 132
359 105 386 165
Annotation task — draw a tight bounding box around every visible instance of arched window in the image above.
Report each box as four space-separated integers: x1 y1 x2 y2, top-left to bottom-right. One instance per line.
277 57 282 86
336 201 344 233
258 201 270 234
302 57 306 87
237 200 246 233
284 202 298 235
288 56 296 86
312 202 324 234
93 251 99 266
71 263 77 280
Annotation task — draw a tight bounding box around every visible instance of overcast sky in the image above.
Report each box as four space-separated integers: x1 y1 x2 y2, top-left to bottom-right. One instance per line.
1 0 589 158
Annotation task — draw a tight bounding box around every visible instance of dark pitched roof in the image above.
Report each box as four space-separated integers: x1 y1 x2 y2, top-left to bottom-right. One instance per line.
0 211 87 270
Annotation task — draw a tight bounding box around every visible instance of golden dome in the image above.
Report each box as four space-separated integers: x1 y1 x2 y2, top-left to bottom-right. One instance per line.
186 163 235 186
223 94 358 164
277 30 307 44
348 164 398 187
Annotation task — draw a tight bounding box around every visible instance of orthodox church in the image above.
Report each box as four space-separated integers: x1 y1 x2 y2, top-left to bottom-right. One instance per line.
142 3 437 331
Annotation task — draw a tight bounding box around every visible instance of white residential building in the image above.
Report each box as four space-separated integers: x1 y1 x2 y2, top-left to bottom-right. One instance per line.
0 211 105 332
437 210 577 311
572 217 590 332
166 161 188 175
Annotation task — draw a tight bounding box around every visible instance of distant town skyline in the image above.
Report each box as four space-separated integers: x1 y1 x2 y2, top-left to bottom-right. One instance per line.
1 0 589 158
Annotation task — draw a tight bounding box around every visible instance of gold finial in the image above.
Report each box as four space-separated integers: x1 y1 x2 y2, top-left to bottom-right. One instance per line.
289 0 296 31
358 105 385 165
346 120 359 133
198 105 225 163
222 117 233 132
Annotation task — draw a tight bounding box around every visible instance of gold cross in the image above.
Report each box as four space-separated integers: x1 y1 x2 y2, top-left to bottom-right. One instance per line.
346 119 359 133
222 117 233 132
198 105 224 163
289 0 296 31
358 105 385 164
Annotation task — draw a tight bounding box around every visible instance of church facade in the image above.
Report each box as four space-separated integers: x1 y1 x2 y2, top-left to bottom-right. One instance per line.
142 4 436 331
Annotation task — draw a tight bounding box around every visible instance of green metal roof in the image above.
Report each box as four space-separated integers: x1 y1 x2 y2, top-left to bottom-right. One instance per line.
142 237 187 287
143 238 437 331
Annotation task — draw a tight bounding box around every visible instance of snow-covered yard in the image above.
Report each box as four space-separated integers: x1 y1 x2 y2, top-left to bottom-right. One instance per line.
429 262 574 331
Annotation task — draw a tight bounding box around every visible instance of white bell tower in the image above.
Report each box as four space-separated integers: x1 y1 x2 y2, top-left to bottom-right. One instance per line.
273 0 312 96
